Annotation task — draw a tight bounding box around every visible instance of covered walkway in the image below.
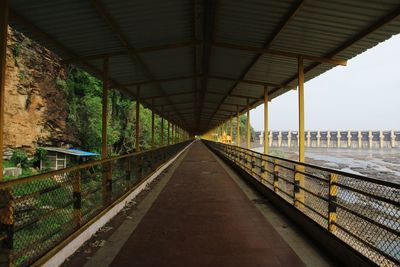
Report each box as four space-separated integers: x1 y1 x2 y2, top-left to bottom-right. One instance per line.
107 141 304 266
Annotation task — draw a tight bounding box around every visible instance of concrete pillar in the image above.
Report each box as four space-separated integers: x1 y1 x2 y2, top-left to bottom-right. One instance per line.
368 130 373 149
306 130 311 148
278 131 282 147
391 129 396 148
288 130 292 148
379 130 384 149
327 130 331 148
337 131 341 148
268 131 273 147
317 131 321 148
347 130 351 148
358 131 362 149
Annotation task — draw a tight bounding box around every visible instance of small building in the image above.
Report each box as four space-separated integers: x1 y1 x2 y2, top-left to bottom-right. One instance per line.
40 147 99 171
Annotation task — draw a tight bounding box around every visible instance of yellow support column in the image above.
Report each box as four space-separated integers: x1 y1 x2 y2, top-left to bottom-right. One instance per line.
101 57 109 159
246 98 250 149
0 0 8 181
171 123 174 144
167 118 170 145
295 56 305 208
160 112 164 146
230 115 233 144
101 57 112 205
236 105 240 146
264 86 269 155
135 86 140 152
151 99 155 148
0 3 13 266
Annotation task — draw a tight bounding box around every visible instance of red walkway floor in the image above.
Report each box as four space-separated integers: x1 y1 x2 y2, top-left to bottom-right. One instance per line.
110 141 305 267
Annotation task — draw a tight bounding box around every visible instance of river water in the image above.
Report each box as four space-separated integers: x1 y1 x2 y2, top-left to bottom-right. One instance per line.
252 146 400 184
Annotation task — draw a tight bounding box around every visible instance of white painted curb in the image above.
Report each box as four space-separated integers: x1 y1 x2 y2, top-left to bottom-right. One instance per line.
41 142 193 267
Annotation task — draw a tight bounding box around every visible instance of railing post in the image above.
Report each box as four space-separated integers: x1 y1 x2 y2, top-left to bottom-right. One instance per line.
73 170 82 227
251 153 256 176
102 162 112 205
0 189 13 267
273 159 279 192
260 156 268 184
136 154 143 180
328 173 338 232
294 164 305 209
125 158 131 181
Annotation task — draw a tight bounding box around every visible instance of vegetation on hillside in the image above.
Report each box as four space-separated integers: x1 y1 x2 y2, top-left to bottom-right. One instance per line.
56 66 170 155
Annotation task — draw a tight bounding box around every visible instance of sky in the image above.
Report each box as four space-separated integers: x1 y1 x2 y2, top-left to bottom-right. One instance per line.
250 34 400 132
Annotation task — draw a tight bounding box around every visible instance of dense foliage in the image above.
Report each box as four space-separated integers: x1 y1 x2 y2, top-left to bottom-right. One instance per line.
57 67 172 155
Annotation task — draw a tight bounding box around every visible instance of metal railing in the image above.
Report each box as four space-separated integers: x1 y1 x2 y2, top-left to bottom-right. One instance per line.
204 140 400 267
0 141 191 267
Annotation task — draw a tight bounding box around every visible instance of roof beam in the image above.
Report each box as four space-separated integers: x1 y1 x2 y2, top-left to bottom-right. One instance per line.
205 0 306 131
121 74 293 89
153 100 245 108
193 0 200 132
206 90 260 100
199 0 219 132
212 42 347 66
63 41 199 63
142 91 196 100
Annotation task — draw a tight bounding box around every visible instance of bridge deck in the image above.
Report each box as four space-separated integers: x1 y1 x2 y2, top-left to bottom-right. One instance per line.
109 141 305 267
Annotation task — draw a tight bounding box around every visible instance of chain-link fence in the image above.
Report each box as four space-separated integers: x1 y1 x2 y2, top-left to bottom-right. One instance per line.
0 141 191 267
205 140 400 266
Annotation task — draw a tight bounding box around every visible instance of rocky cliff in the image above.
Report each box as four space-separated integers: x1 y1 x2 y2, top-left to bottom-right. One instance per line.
4 28 80 156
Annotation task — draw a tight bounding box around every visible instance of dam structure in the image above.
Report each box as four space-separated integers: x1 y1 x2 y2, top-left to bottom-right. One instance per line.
255 130 400 149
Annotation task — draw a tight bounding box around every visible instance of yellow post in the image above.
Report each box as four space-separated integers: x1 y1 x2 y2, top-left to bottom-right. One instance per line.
273 159 279 192
167 118 170 145
0 0 7 181
171 123 174 144
295 56 305 208
101 57 109 159
246 98 250 149
264 86 269 155
236 105 240 146
161 107 164 146
73 171 82 227
229 115 233 144
102 57 111 205
328 173 338 232
151 99 155 148
0 3 13 265
135 86 140 152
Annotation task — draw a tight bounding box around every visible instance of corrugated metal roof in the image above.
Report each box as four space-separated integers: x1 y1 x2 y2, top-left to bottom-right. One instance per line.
41 147 99 157
8 0 400 133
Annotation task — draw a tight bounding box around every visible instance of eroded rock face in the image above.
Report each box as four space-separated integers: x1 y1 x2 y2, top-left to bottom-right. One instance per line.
4 28 80 155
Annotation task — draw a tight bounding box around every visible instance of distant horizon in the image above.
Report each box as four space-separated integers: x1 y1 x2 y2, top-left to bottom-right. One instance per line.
250 34 400 132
